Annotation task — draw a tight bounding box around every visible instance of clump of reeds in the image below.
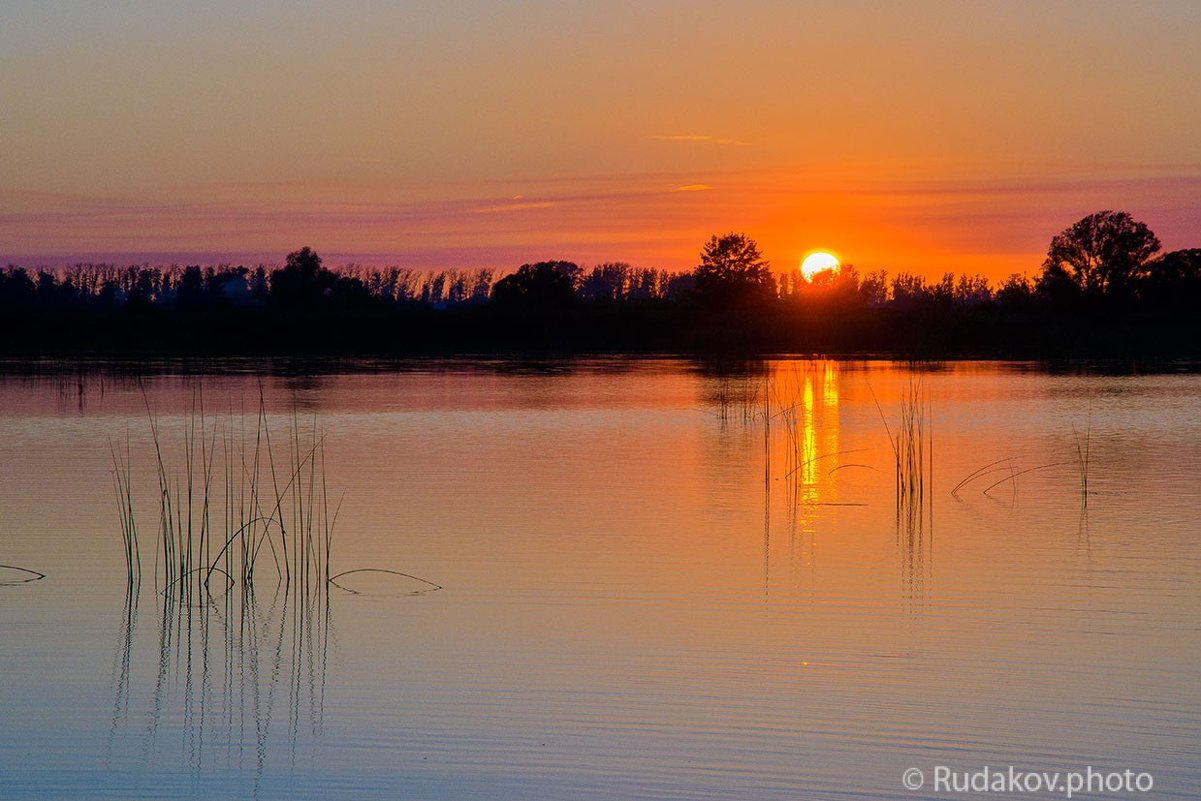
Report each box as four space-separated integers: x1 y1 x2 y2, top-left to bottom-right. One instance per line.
112 389 340 606
870 379 932 518
105 387 451 776
867 379 934 605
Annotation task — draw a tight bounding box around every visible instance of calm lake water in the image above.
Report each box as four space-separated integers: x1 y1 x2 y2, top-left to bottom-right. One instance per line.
0 359 1198 800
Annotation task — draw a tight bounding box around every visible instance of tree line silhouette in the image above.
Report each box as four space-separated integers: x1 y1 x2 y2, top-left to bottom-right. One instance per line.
1 210 1197 356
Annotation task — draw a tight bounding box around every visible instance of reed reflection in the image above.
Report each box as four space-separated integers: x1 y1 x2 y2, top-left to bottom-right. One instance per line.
774 362 846 588
107 398 337 789
773 361 842 507
880 379 933 607
700 360 844 506
107 580 332 796
702 361 850 590
898 492 932 607
103 386 438 796
702 361 940 604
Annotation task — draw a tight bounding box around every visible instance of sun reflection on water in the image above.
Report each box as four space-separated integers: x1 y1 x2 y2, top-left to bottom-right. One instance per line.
772 360 841 507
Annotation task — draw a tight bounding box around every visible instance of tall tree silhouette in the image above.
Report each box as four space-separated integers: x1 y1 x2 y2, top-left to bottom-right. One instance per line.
1142 248 1201 308
694 232 775 301
1042 211 1161 296
492 261 580 308
270 247 335 308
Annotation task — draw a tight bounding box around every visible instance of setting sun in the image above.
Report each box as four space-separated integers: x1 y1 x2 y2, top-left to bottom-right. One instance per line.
800 251 840 280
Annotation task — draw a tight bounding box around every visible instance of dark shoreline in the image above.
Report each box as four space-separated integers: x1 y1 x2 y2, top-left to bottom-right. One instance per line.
5 233 1198 363
1 304 1197 365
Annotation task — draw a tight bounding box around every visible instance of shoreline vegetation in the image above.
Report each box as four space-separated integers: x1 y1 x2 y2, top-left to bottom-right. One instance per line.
2 211 1198 358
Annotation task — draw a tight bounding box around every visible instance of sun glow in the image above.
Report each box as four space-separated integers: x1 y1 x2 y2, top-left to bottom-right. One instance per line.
800 251 840 280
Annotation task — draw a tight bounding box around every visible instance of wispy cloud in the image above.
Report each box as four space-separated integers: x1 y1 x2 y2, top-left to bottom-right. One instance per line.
471 196 559 214
337 156 399 165
5 167 1199 276
647 135 750 146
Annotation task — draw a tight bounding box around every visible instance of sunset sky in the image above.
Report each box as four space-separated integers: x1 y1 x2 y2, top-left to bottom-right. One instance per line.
3 1 1200 280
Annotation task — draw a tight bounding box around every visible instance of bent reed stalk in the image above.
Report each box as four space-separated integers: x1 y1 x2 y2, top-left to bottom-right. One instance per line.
951 409 1094 501
110 433 141 592
111 389 339 605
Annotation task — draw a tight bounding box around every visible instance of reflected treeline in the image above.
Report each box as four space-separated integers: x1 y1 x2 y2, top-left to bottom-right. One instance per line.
0 370 344 425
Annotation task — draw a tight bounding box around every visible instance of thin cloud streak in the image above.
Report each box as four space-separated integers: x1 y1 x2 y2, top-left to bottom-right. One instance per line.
471 199 560 214
3 169 1199 277
646 135 751 146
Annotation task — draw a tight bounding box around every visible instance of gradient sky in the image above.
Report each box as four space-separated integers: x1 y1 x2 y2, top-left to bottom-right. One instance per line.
2 0 1200 280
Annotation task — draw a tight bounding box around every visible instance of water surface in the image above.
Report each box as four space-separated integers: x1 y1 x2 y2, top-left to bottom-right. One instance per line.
0 359 1198 799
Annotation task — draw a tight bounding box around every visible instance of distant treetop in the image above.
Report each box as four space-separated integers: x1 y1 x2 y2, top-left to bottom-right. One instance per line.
1042 210 1161 296
694 232 775 301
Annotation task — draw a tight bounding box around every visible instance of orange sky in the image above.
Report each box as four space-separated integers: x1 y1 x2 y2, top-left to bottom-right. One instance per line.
2 1 1200 281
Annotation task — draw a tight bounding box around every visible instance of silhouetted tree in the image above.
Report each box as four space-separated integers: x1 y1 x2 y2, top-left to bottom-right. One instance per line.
859 270 888 307
785 263 860 302
250 266 270 302
176 265 206 309
270 247 336 309
1042 210 1161 296
206 265 256 305
492 261 580 307
0 267 36 311
996 273 1035 309
930 273 956 305
1035 262 1084 310
3 224 1200 357
694 232 775 301
1141 248 1201 308
580 262 633 302
890 273 929 307
954 274 993 306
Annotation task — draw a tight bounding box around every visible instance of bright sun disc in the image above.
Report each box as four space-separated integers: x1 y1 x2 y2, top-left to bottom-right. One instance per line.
800 251 840 280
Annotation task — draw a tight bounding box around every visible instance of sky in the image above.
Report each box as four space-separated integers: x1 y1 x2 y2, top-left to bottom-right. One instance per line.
2 0 1200 280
